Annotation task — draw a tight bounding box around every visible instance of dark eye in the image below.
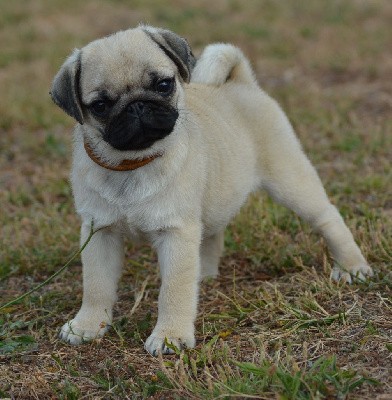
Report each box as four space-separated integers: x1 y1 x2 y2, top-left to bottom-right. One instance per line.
155 78 174 96
90 100 110 117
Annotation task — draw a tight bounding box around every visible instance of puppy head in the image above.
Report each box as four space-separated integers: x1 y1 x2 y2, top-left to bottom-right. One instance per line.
50 26 195 152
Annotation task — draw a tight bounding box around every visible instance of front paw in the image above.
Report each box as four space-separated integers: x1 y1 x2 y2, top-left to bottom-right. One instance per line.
144 326 195 356
59 318 110 345
331 262 374 284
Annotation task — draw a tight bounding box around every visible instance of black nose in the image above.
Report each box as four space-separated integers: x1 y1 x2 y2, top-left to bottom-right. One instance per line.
127 101 145 116
104 101 178 151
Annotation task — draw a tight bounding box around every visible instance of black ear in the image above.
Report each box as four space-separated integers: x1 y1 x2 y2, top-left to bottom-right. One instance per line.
142 26 196 83
50 49 84 124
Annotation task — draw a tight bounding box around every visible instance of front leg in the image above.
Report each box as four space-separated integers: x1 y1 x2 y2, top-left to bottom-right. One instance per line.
60 224 124 344
145 224 202 355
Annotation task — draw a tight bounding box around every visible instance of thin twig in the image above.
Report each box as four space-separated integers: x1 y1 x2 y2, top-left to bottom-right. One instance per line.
129 277 149 317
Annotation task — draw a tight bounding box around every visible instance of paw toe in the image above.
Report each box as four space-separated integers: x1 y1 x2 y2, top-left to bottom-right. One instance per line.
59 320 108 345
331 263 373 284
145 333 195 356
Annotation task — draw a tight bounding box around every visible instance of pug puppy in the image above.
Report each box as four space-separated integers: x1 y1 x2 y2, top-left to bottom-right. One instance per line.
51 25 373 355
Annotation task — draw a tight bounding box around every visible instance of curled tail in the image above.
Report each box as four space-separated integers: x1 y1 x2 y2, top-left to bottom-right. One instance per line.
191 44 257 86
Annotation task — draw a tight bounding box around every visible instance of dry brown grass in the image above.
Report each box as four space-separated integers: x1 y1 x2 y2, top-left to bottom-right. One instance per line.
0 0 391 398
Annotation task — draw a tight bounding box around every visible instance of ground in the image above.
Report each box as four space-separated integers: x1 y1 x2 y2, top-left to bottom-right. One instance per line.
0 0 391 399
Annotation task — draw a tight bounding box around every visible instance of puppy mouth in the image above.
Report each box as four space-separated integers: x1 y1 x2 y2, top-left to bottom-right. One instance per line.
103 101 179 151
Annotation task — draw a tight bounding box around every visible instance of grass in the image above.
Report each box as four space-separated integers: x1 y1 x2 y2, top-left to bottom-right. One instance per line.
0 0 391 398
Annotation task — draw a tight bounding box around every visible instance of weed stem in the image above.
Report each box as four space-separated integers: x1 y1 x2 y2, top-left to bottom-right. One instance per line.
0 221 98 311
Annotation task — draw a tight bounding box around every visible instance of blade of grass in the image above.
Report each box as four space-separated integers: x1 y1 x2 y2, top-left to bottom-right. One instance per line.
0 221 100 311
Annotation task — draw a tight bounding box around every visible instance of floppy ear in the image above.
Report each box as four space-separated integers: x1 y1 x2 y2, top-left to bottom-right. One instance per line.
50 49 84 124
142 26 196 83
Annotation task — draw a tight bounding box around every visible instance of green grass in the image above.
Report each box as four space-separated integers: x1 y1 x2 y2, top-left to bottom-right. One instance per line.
0 0 391 398
157 335 379 399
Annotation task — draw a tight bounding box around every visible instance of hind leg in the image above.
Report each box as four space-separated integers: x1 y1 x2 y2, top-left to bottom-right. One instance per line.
200 231 224 279
258 102 373 283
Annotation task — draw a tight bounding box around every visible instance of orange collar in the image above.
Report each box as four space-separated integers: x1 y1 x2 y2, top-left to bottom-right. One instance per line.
84 141 161 171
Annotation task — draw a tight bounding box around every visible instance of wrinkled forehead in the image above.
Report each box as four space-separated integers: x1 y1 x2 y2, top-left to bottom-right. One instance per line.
80 29 176 103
